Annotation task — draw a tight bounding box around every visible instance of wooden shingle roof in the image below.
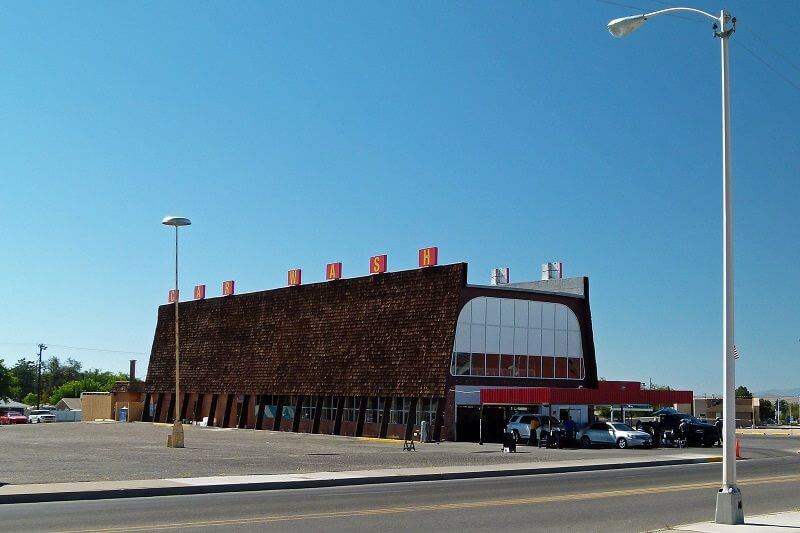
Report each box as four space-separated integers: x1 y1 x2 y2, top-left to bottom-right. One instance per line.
146 263 466 397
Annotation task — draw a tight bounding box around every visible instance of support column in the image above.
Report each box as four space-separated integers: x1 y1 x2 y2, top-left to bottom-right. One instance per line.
193 394 204 423
165 393 176 423
142 393 152 422
207 394 219 427
292 395 304 433
332 396 346 435
432 397 446 442
355 396 367 437
273 396 284 431
312 396 324 434
256 394 267 430
379 397 391 439
222 394 234 428
180 393 190 421
404 398 418 441
237 394 251 429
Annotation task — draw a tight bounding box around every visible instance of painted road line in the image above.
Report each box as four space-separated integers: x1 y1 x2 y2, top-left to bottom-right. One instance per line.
53 472 800 533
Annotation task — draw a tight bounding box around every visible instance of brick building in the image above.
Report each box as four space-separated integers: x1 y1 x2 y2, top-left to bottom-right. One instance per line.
144 261 613 441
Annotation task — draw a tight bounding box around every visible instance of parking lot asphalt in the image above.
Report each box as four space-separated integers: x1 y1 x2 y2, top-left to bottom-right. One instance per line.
0 422 794 485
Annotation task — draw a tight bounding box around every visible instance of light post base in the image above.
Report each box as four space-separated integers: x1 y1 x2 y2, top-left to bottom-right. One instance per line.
168 420 185 448
715 486 744 524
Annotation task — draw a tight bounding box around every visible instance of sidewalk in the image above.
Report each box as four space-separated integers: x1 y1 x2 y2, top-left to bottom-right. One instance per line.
666 510 800 531
0 453 720 504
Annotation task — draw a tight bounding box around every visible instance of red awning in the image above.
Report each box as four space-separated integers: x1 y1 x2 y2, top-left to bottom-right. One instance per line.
479 381 692 406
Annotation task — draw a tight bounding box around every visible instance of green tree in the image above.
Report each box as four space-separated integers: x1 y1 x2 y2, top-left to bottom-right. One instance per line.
23 391 44 406
9 358 37 401
759 399 775 422
735 385 753 399
0 359 19 401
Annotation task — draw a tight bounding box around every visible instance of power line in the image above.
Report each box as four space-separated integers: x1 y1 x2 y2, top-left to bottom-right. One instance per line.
0 342 146 356
733 39 800 93
740 27 800 75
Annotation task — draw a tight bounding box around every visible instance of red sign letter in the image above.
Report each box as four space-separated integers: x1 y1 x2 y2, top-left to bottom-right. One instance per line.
222 280 235 296
370 254 387 274
326 262 342 280
418 246 438 268
194 285 206 300
168 289 179 303
288 269 302 286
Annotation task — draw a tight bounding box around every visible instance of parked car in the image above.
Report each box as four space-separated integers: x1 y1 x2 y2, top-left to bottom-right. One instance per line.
635 408 719 447
579 422 653 449
0 411 28 425
506 414 562 443
28 409 56 424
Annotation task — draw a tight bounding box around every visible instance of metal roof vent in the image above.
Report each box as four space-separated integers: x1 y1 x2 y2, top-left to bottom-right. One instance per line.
490 267 510 285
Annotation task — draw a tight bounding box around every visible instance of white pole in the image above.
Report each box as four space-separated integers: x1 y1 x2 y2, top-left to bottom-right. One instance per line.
172 225 185 448
715 10 742 524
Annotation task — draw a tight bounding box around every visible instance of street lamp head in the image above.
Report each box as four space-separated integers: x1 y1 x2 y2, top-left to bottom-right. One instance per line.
161 216 191 227
608 15 647 38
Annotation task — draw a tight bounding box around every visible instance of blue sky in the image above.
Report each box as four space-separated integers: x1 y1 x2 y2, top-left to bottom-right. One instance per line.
0 1 797 394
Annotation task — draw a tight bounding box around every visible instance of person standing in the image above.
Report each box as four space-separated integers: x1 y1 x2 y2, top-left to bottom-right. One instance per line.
715 417 724 446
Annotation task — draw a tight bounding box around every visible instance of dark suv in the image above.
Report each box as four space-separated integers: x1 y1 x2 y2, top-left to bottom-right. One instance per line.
636 408 719 447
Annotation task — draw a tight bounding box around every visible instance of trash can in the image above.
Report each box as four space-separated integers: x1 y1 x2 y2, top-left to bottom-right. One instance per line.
119 406 128 423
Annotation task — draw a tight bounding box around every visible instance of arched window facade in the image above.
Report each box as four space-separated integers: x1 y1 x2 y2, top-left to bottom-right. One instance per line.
450 297 584 380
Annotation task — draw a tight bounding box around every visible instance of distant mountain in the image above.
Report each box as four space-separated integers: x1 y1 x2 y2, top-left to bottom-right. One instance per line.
755 387 800 397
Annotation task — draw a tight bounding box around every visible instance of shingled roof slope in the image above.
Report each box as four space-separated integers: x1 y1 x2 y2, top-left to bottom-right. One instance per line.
146 263 466 397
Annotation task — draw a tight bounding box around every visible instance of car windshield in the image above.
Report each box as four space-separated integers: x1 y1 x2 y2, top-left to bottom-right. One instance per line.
611 423 634 431
32 410 50 415
680 415 702 424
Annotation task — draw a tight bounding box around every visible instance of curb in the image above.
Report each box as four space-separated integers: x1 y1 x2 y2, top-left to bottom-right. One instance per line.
0 456 721 505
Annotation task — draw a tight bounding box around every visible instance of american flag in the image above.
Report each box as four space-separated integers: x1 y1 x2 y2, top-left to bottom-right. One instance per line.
733 345 739 360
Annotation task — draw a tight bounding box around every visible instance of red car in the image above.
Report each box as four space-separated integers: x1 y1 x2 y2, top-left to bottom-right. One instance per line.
0 411 28 425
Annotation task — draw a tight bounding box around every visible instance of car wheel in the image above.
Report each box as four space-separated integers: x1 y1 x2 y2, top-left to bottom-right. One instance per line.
511 430 520 443
580 436 591 448
616 438 628 449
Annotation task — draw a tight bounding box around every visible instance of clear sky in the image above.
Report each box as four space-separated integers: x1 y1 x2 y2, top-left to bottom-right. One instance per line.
0 1 797 394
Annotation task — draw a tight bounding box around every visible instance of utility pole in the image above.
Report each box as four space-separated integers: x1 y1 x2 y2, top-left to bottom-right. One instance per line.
36 343 47 409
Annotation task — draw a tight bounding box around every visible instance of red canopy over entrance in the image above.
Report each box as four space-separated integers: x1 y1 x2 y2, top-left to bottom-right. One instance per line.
479 380 692 406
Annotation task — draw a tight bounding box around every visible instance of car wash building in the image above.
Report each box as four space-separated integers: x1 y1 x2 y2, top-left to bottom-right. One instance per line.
144 254 691 441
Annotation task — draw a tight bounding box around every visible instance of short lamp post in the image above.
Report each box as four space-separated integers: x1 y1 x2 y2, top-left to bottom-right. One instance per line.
162 215 191 448
607 7 742 525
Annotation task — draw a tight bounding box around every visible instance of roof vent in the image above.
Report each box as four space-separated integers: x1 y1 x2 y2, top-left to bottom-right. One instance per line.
541 262 563 280
490 267 510 285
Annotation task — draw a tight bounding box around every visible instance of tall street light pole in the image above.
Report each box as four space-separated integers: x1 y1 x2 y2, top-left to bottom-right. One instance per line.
35 343 47 409
162 216 191 449
607 7 742 525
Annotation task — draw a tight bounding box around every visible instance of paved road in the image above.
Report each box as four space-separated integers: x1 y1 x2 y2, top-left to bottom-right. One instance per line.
4 448 800 532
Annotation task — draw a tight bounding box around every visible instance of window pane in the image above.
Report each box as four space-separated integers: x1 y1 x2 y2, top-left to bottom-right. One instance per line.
542 329 555 355
454 352 471 375
542 303 556 329
514 300 528 327
455 323 470 352
568 358 581 379
514 355 527 377
471 297 486 324
513 328 527 355
541 356 555 378
471 353 485 376
501 299 514 326
555 357 568 379
567 310 580 332
529 301 542 328
568 330 582 357
485 298 501 326
528 328 542 355
555 305 569 330
470 324 486 353
528 356 542 378
555 330 568 356
500 326 514 354
458 300 472 324
485 325 500 354
485 354 500 376
500 355 514 377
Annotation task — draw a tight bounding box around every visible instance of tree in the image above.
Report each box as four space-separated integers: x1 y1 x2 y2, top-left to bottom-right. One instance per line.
10 358 37 401
23 391 42 406
0 359 19 401
735 386 753 399
759 399 775 422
